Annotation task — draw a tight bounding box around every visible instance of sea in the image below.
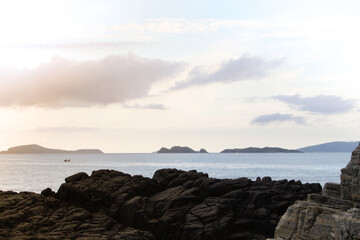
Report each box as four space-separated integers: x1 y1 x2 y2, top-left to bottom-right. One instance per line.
0 152 351 193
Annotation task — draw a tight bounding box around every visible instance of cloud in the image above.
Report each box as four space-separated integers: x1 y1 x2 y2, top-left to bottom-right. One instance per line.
123 103 167 110
273 94 354 114
109 19 263 34
171 55 282 90
0 54 184 107
31 127 98 133
251 113 306 125
11 41 145 49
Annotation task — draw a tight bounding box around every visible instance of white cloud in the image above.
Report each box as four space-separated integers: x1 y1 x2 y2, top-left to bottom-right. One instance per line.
251 113 306 125
273 94 354 114
108 18 265 34
0 54 184 107
31 127 98 133
9 41 146 49
123 103 167 110
171 55 282 90
105 16 360 39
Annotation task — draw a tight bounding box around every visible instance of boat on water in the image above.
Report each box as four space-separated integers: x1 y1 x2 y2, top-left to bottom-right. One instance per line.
64 159 71 162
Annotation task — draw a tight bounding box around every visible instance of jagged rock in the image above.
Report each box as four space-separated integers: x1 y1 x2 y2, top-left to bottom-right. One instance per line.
274 142 360 240
56 168 321 240
0 190 154 240
0 167 322 240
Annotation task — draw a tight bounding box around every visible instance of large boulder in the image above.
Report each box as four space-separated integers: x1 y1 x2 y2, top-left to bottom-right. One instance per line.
274 142 360 240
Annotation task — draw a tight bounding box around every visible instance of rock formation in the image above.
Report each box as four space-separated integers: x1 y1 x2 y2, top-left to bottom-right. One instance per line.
0 190 153 240
0 169 321 240
274 143 360 240
157 146 208 153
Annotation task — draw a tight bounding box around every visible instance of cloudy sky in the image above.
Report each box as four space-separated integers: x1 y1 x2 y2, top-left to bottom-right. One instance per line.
0 0 359 152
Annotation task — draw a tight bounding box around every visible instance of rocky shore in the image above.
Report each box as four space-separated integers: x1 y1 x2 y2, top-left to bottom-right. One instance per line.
273 143 360 239
0 168 321 240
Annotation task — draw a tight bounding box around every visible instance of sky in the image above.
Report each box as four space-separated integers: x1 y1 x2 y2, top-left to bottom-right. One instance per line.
0 0 360 152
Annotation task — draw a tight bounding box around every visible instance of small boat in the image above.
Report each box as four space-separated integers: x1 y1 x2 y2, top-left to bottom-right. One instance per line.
64 159 71 162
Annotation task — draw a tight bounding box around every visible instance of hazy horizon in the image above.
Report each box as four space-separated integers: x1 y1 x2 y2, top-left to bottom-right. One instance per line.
0 1 359 153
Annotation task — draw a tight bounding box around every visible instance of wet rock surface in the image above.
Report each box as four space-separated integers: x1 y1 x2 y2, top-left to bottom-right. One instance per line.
274 143 360 240
0 168 321 240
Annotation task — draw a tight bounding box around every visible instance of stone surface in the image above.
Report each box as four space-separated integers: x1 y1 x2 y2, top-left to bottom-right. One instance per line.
274 142 360 240
0 190 153 240
55 168 320 240
0 168 321 240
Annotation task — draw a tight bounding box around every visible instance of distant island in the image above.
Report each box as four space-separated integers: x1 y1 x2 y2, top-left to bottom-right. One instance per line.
0 144 103 154
297 141 358 152
157 146 208 153
221 147 301 153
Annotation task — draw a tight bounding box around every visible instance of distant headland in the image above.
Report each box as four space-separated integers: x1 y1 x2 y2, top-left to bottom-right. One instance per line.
297 141 358 152
221 147 301 153
0 144 103 154
157 146 208 153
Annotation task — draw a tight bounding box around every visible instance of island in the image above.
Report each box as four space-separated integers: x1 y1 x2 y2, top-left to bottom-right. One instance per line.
297 141 358 152
0 144 103 154
220 147 302 153
157 146 208 153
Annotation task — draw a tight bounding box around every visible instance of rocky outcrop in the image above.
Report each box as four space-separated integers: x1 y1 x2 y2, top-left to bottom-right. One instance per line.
0 168 321 240
274 143 360 240
55 169 320 240
0 190 153 240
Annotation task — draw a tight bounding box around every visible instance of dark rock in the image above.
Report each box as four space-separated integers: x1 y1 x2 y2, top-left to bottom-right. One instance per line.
41 187 55 197
262 176 272 182
55 168 320 240
65 172 89 183
0 167 322 240
322 182 340 198
0 190 153 240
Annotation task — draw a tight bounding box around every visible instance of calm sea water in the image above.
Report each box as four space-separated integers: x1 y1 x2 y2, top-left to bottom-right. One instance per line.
0 152 351 193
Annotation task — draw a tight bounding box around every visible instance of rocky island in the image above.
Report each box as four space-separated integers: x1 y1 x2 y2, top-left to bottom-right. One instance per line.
221 147 301 153
0 144 103 154
157 146 208 153
0 168 320 239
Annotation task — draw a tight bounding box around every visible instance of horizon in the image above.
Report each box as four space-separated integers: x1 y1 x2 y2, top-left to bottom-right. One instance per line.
0 141 358 154
0 1 360 153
